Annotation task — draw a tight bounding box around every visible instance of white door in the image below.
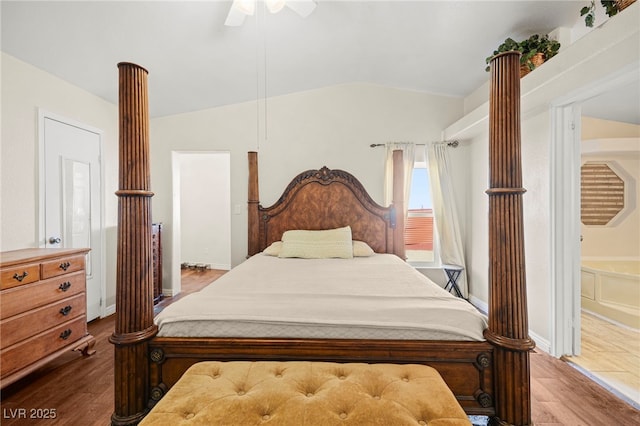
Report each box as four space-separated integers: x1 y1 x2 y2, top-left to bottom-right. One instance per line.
40 113 103 321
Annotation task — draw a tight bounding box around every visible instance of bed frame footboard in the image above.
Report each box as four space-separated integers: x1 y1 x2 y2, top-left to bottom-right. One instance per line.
147 337 495 416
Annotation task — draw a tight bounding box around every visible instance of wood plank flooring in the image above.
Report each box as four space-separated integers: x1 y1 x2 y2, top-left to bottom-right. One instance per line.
564 311 640 405
1 269 639 425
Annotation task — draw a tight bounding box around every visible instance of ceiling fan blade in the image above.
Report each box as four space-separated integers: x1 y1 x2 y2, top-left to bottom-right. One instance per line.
225 7 248 26
285 0 316 18
225 8 246 26
225 0 255 26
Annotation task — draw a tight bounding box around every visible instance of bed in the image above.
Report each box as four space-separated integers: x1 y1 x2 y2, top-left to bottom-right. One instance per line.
111 52 533 426
154 251 488 342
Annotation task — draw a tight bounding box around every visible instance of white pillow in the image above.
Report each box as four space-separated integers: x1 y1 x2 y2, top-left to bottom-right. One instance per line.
262 241 282 256
264 239 374 257
279 226 353 259
352 240 375 257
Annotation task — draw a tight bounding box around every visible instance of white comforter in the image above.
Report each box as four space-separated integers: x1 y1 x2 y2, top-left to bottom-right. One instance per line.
155 253 487 341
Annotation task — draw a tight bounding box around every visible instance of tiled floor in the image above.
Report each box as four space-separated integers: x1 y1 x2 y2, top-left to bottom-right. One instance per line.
564 311 640 406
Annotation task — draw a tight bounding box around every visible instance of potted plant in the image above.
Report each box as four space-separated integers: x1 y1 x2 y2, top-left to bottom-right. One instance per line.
485 34 561 77
580 0 636 27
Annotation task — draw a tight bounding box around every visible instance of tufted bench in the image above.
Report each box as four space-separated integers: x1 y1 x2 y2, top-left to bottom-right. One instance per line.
139 361 471 425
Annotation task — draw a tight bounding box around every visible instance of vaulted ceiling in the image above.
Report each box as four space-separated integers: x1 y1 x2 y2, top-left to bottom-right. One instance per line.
1 1 636 123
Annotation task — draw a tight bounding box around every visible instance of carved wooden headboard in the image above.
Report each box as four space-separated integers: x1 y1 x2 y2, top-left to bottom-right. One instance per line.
247 152 405 257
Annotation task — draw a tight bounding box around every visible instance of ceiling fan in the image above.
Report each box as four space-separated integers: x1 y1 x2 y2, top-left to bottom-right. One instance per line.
225 0 317 26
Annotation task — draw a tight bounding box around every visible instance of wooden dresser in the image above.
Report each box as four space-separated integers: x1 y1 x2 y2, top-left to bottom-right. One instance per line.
152 223 163 303
0 248 96 388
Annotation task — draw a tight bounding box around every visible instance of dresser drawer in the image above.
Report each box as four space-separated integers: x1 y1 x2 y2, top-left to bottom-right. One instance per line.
0 271 85 319
0 293 86 348
1 263 40 290
41 254 85 279
0 316 87 377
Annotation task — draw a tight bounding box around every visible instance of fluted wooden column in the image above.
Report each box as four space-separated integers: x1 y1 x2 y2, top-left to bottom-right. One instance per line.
484 51 535 426
247 151 260 256
110 62 157 426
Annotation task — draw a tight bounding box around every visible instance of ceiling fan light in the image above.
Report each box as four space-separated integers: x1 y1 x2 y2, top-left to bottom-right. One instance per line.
266 0 286 14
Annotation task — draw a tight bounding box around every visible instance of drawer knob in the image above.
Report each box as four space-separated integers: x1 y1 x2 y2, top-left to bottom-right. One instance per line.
59 305 73 316
12 271 28 282
59 261 71 271
59 329 72 340
58 282 72 291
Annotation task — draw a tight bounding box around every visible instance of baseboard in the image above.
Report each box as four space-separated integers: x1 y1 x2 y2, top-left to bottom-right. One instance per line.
181 262 231 271
210 263 231 271
529 330 551 354
104 304 116 317
469 295 488 314
469 295 551 354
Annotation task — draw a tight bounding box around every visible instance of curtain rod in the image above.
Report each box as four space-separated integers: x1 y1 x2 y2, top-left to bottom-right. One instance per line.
370 140 459 148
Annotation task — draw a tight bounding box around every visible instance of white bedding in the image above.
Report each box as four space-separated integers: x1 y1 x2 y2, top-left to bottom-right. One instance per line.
155 253 488 341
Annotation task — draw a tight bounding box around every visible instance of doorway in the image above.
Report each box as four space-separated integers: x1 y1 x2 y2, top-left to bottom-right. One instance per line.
567 83 640 406
38 110 104 321
551 69 640 406
551 65 639 359
170 151 231 296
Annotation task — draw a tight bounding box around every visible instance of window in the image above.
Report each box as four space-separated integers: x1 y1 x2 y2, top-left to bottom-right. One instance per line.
405 159 437 264
581 162 625 226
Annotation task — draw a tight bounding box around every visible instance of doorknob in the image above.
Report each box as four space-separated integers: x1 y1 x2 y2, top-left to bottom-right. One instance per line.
49 237 61 244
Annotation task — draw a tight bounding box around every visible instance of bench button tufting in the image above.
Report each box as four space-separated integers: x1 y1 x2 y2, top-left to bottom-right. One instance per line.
339 412 347 419
306 392 314 397
185 413 195 419
418 421 427 425
262 414 270 421
238 390 245 396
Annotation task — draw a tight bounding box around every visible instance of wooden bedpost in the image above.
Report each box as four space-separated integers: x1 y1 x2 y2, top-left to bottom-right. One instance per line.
110 62 157 425
485 51 535 426
248 151 260 256
392 149 405 259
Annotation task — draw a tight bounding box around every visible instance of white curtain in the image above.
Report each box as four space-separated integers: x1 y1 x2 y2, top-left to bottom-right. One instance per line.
425 143 468 298
383 143 415 220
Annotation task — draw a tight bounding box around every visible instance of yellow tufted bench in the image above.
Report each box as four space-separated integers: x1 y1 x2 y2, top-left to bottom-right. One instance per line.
140 361 471 425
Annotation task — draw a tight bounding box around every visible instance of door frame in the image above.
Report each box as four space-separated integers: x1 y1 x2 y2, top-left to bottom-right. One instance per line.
170 151 232 297
549 64 639 357
37 109 106 318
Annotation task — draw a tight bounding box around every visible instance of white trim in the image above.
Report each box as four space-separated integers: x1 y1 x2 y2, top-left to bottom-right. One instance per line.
469 295 488 315
37 109 107 319
171 152 182 297
549 63 640 357
549 102 582 357
161 288 176 298
104 304 116 317
529 330 551 354
581 256 640 262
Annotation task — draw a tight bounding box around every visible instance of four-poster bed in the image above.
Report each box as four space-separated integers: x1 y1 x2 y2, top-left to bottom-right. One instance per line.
112 52 533 426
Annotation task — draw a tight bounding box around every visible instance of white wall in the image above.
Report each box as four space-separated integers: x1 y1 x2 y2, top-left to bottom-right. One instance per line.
151 83 463 289
0 52 119 308
179 152 231 269
580 118 640 260
1 51 463 304
444 4 640 352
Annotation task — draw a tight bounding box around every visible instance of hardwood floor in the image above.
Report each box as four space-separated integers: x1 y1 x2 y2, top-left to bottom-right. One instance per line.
564 311 640 406
1 269 639 425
